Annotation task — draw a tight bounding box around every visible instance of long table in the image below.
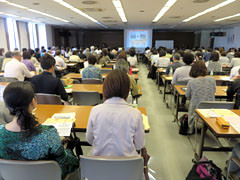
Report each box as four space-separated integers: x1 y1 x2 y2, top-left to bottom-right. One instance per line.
173 85 228 121
35 104 148 132
63 73 139 81
195 109 240 159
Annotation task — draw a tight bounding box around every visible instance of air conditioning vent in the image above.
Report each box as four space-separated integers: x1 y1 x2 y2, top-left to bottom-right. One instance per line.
81 8 103 12
193 0 210 3
82 1 97 5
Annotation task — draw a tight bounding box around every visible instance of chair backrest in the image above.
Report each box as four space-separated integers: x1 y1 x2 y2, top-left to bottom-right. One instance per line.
175 80 189 85
0 159 61 180
81 78 102 84
100 69 112 74
72 92 101 105
80 156 144 180
197 101 235 109
234 89 240 109
36 93 62 105
0 77 17 82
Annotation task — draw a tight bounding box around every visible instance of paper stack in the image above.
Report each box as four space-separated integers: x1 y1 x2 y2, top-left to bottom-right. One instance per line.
43 112 76 136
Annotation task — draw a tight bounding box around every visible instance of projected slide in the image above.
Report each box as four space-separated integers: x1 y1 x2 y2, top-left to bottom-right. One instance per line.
124 29 152 52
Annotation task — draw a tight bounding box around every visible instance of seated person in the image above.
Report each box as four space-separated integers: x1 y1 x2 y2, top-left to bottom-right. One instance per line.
156 50 170 68
230 65 240 80
115 59 139 97
186 61 216 134
98 48 110 66
207 51 222 73
4 51 33 81
127 48 138 67
0 81 79 179
228 143 240 178
1 51 12 71
172 52 194 85
86 70 145 156
166 53 183 75
227 68 240 101
230 51 240 67
82 55 103 81
54 50 66 68
31 54 68 101
22 51 36 72
69 50 81 62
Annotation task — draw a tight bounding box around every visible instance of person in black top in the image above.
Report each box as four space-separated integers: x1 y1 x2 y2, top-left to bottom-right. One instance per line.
31 54 68 101
227 68 240 101
166 53 183 75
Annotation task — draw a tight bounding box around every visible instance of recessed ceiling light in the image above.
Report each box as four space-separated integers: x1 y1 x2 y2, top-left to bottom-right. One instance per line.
139 10 144 13
102 16 112 19
81 8 103 12
82 0 97 5
169 16 181 19
33 2 40 5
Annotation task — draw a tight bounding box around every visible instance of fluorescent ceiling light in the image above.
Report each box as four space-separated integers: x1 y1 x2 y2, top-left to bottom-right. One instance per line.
183 0 237 22
215 13 240 22
112 0 127 22
0 0 69 22
53 0 107 28
152 0 177 22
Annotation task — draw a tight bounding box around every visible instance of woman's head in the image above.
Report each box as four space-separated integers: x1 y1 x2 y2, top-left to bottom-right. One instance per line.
103 70 130 100
129 48 136 57
115 59 130 73
195 51 203 61
189 61 208 78
3 81 38 132
117 51 127 61
183 52 194 65
210 51 220 61
22 51 31 60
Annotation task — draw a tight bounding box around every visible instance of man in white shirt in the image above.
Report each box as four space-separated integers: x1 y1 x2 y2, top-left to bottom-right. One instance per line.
4 51 33 81
54 50 66 68
230 65 240 80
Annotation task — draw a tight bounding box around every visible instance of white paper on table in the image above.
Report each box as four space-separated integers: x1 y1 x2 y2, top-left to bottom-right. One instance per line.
222 116 240 133
197 109 220 118
52 112 76 119
142 114 150 131
44 122 73 136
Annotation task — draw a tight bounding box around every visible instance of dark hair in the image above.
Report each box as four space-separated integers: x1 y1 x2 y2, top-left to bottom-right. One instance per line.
88 54 97 65
103 69 130 100
102 48 108 56
28 49 35 56
55 50 61 56
189 61 207 78
173 53 180 61
195 51 203 61
0 48 4 56
221 51 227 56
35 48 40 53
3 81 39 135
234 51 240 58
22 51 31 59
22 48 27 53
117 51 127 60
183 52 194 65
159 50 166 57
129 48 136 57
5 51 12 58
40 54 56 70
115 59 129 73
72 50 78 55
210 51 219 61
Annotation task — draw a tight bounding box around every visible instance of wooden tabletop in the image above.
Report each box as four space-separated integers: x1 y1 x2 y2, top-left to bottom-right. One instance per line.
195 109 240 137
63 73 138 81
35 104 147 131
157 68 166 73
161 75 231 82
162 75 172 81
71 84 142 96
0 82 9 86
174 85 227 97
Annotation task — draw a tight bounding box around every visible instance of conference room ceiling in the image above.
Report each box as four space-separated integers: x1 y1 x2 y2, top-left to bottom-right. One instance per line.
0 0 240 30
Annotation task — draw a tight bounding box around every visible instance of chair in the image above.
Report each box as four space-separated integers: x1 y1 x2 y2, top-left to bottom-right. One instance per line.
80 156 144 180
0 159 62 180
101 69 112 74
72 92 101 105
36 93 62 105
0 77 17 82
175 80 189 85
81 78 102 84
197 101 235 109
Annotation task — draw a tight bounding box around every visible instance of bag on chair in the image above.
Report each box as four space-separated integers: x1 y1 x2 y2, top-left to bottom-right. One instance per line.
186 157 226 180
179 114 189 135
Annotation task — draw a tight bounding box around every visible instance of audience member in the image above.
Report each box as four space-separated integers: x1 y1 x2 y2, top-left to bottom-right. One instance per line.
0 48 4 70
127 48 138 67
230 51 240 67
1 51 12 71
4 51 33 81
0 81 79 179
69 50 81 62
86 70 145 156
207 51 222 73
166 53 182 75
31 54 68 101
186 61 216 134
98 48 110 66
55 50 66 68
22 51 36 72
172 52 194 85
219 51 230 65
82 55 103 81
227 68 240 101
230 65 240 80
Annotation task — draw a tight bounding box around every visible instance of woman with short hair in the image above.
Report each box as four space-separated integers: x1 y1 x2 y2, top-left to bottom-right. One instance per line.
186 61 216 134
86 70 145 156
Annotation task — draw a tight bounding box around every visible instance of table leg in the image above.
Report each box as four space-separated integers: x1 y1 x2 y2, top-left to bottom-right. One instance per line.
175 93 180 122
196 124 207 160
163 80 167 102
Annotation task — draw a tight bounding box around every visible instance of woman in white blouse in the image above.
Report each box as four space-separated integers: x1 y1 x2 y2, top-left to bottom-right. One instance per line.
86 70 145 156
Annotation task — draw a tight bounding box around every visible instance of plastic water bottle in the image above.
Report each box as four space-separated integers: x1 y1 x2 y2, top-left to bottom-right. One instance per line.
169 67 173 76
210 70 213 76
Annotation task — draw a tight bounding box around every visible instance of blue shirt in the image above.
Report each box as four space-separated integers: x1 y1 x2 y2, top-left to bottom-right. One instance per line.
82 65 103 81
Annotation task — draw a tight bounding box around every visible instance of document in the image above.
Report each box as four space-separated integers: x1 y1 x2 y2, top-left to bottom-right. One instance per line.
142 114 150 131
43 113 76 136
